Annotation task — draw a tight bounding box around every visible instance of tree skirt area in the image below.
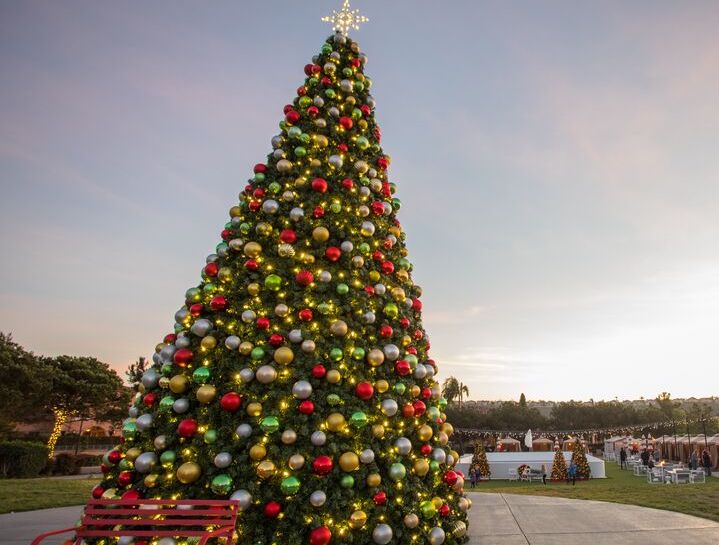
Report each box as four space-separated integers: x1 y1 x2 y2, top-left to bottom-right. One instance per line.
457 451 606 479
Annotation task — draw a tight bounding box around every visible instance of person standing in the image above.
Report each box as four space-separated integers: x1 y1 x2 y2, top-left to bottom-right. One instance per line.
469 466 477 488
702 450 712 477
619 446 627 470
690 450 698 470
541 464 547 485
567 461 577 485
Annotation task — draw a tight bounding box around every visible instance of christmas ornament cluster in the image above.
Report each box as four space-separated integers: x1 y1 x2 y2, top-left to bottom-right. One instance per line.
95 32 471 545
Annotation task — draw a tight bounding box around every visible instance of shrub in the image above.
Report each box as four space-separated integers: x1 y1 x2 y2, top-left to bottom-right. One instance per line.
53 453 80 475
0 440 49 478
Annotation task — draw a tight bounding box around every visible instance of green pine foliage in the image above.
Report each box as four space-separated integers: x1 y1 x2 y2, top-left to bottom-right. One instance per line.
550 448 567 480
470 443 490 478
571 440 591 478
96 33 470 545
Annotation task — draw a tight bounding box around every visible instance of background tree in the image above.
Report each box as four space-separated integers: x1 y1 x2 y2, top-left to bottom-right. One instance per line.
442 376 470 407
571 440 591 478
519 393 526 408
470 442 490 479
550 446 567 480
126 356 148 392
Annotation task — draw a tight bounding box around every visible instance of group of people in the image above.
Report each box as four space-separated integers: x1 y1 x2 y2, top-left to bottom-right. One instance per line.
619 445 713 475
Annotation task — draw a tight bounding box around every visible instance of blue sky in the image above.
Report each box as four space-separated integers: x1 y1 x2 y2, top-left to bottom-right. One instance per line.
1 1 718 400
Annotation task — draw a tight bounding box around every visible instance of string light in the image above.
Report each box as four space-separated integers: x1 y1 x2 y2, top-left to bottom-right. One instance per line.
321 0 368 36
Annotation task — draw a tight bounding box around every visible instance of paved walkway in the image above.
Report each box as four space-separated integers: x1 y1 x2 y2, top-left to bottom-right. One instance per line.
2 494 718 545
467 493 719 544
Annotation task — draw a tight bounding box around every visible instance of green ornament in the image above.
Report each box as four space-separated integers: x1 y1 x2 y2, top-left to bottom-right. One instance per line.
309 77 319 86
240 222 251 235
389 182 397 194
161 363 173 376
420 500 437 518
122 421 137 439
160 450 176 466
330 202 341 213
204 429 218 444
325 89 336 99
279 120 287 131
354 81 365 92
159 395 175 409
216 242 228 254
294 146 306 157
358 242 371 254
192 367 211 384
398 258 411 270
185 288 202 302
383 303 399 319
280 476 301 495
393 383 406 395
327 393 341 406
389 463 407 481
392 197 402 211
406 354 418 367
430 460 440 472
329 348 344 361
439 397 448 409
260 416 280 433
317 302 331 315
349 411 368 429
340 475 355 488
288 126 302 139
321 43 333 54
342 67 353 77
251 347 265 360
173 323 183 333
264 274 282 291
202 282 216 294
336 283 349 295
299 95 312 108
211 474 233 495
254 172 265 183
299 132 311 144
118 459 132 471
356 136 369 150
351 347 366 360
268 181 281 193
351 108 362 120
428 406 441 420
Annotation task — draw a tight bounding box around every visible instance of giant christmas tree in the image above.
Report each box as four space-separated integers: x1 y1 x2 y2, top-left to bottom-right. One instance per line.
94 6 471 545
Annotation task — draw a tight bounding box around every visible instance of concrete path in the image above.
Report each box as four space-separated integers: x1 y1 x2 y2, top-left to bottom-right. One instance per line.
2 494 718 545
467 492 719 544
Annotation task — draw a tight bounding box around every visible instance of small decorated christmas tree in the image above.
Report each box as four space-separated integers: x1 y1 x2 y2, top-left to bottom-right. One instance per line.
91 3 472 545
550 447 567 481
470 442 490 479
571 440 591 479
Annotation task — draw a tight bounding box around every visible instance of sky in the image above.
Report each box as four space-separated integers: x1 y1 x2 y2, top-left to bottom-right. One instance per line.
1 1 718 402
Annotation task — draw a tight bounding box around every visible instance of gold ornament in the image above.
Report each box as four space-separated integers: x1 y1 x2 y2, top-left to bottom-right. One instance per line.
155 343 166 353
125 448 142 461
366 348 385 367
375 379 389 393
339 452 360 472
432 496 443 509
401 335 412 347
301 253 315 265
417 425 433 442
326 369 342 384
278 243 295 257
330 320 348 336
282 429 297 444
169 375 189 394
247 283 261 296
196 384 217 404
273 347 294 365
366 473 381 487
396 269 409 282
249 444 267 461
176 462 201 484
413 459 430 476
368 270 380 282
288 454 305 470
246 402 263 417
256 460 276 479
438 432 449 446
158 376 170 389
256 222 272 236
218 267 232 283
441 423 454 436
410 385 421 398
144 474 159 488
450 450 460 463
239 341 253 355
243 241 262 258
312 226 330 242
229 206 242 218
326 412 347 432
200 336 217 350
372 424 385 439
391 287 406 302
349 510 367 529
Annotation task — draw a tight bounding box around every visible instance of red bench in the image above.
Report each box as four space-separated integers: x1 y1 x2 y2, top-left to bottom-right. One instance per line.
31 498 239 545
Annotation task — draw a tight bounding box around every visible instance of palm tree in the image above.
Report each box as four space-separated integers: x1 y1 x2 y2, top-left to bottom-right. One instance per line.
442 377 470 407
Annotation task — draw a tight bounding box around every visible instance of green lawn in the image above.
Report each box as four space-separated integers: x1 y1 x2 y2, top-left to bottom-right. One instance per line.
467 463 719 522
0 477 99 514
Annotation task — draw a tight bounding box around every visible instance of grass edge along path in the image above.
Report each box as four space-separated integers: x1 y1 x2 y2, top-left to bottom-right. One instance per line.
0 477 99 514
467 463 719 523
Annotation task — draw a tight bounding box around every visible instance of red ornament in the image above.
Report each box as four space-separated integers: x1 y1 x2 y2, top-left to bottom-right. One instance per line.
297 86 307 96
264 501 282 518
379 324 393 338
321 76 332 86
399 318 410 328
372 250 384 262
163 333 176 344
412 298 423 311
256 317 270 330
311 177 328 193
304 64 315 76
210 295 228 312
395 360 411 376
382 182 392 198
296 270 314 286
269 334 284 347
355 381 374 400
360 104 371 116
401 403 415 418
299 308 313 322
373 491 387 505
413 400 427 416
243 184 254 194
311 364 327 378
122 489 142 501
313 455 333 476
363 285 375 295
253 163 267 174
189 303 203 317
283 104 294 115
280 229 297 244
204 262 218 277
444 470 459 486
253 188 265 198
313 206 325 218
298 400 315 415
307 105 319 117
420 444 432 456
341 178 354 190
325 246 341 262
422 387 432 399
220 392 242 412
377 157 389 170
413 329 424 340
407 346 418 355
371 201 385 215
142 393 156 407
285 110 300 124
381 261 395 275
220 228 231 241
309 527 332 545
177 418 198 438
91 485 105 499
337 143 349 153
383 238 394 250
117 471 134 487
350 57 362 68
439 504 450 517
244 259 259 271
339 116 353 130
248 200 261 212
174 348 193 367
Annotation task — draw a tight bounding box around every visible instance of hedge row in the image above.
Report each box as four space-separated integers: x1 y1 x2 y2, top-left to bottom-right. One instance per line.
0 442 103 478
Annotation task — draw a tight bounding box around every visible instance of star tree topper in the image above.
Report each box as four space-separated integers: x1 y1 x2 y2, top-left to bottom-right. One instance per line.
321 0 369 35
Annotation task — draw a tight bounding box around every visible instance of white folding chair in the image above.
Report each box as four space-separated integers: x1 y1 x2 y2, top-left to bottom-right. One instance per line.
507 468 518 481
690 470 706 484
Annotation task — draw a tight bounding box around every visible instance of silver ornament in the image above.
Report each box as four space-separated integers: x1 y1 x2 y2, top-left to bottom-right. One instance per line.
374 283 386 295
354 160 369 174
361 221 375 236
383 344 400 361
340 79 353 93
328 155 343 169
429 527 446 545
173 398 190 414
134 452 157 473
272 149 285 160
157 538 176 545
255 365 276 384
366 96 376 108
289 207 304 221
154 435 167 450
301 340 316 353
368 168 378 178
352 255 364 268
381 399 398 416
311 431 327 446
135 413 153 432
359 186 371 198
340 240 354 252
118 536 134 545
404 513 419 529
230 489 252 511
174 308 189 323
318 270 332 283
141 369 159 390
313 96 325 107
236 423 252 439
175 334 191 348
288 329 303 343
333 32 346 45
395 437 412 455
275 303 289 317
358 205 370 217
262 199 279 214
214 452 232 469
314 118 327 129
330 51 341 61
229 238 244 251
363 311 376 324
281 190 294 202
310 490 326 507
370 179 383 193
426 365 436 379
383 202 392 215
447 454 455 466
282 429 297 444
241 310 256 323
452 521 468 537
292 380 312 399
360 449 375 464
414 364 427 379
276 159 292 173
432 448 447 464
128 406 139 418
152 353 161 365
190 318 212 337
239 367 255 383
372 524 393 545
323 62 336 73
271 135 284 148
159 345 176 364
328 107 340 118
224 336 241 350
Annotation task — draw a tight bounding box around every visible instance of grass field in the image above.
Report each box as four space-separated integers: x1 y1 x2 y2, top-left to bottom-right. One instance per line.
467 462 719 522
0 477 99 514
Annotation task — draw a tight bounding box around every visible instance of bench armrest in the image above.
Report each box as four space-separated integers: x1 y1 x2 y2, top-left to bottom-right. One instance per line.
31 526 79 545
